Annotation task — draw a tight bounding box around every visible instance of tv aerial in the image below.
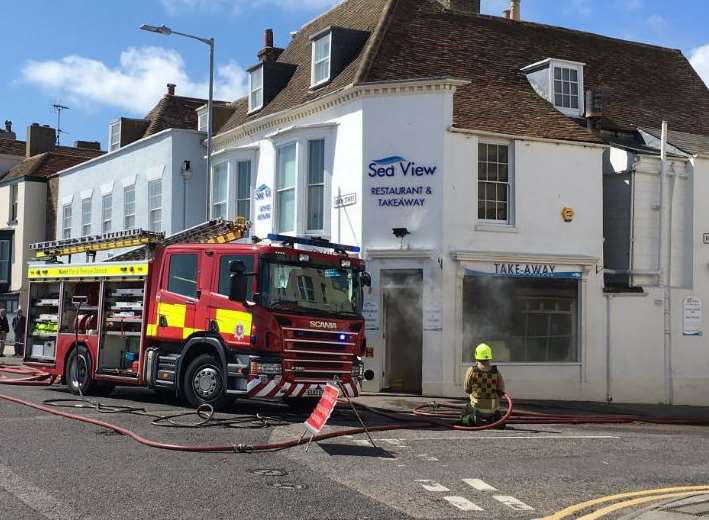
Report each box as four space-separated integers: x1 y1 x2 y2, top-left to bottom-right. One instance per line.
51 102 70 145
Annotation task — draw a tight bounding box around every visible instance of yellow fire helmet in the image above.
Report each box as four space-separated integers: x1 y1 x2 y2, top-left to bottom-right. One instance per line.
475 343 493 361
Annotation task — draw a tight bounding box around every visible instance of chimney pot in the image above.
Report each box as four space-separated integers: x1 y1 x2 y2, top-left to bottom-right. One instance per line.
73 140 101 151
167 83 176 96
510 0 521 21
258 28 284 62
503 8 511 18
4 120 11 133
264 28 274 48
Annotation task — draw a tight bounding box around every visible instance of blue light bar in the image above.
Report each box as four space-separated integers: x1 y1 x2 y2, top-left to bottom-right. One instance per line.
267 234 360 253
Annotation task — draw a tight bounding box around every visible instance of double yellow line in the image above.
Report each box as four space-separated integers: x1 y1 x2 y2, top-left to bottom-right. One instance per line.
543 485 709 519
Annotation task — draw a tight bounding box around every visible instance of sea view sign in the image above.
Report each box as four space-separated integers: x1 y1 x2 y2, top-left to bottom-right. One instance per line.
367 155 437 208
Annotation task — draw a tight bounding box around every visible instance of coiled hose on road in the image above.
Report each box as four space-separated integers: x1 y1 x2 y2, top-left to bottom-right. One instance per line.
2 364 709 454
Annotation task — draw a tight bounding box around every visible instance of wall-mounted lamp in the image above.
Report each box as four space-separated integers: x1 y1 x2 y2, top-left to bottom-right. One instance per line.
181 160 192 180
392 227 410 239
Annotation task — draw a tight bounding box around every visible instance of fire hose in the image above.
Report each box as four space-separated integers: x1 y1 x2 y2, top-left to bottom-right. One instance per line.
2 364 709 454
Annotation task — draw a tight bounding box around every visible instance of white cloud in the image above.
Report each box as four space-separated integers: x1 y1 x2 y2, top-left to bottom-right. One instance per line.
21 46 247 114
564 0 593 17
647 14 667 32
690 43 709 88
161 0 338 15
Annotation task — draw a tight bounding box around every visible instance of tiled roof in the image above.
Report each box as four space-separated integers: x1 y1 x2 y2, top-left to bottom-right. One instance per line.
0 139 26 156
143 95 226 137
217 0 709 145
218 0 390 133
361 0 709 142
641 127 709 156
2 149 104 183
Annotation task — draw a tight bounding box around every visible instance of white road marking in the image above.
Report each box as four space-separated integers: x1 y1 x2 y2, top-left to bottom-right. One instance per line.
352 439 373 446
493 495 535 511
463 478 498 492
0 463 79 519
416 454 439 462
378 435 620 442
384 439 409 448
444 496 484 511
416 480 450 492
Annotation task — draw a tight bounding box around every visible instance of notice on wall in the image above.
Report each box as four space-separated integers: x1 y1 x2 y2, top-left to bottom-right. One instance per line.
362 301 379 330
683 296 704 336
423 302 442 331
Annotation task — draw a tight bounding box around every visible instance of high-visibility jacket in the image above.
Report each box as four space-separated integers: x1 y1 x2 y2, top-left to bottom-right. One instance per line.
464 365 505 413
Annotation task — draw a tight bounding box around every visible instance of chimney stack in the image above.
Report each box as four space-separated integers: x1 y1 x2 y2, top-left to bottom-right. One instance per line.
74 140 101 150
0 120 16 140
258 28 284 63
167 83 176 96
26 123 56 157
510 0 521 21
441 0 481 13
503 8 511 18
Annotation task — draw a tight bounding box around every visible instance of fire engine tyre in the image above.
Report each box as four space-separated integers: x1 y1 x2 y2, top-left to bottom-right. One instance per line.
65 347 98 396
183 354 232 411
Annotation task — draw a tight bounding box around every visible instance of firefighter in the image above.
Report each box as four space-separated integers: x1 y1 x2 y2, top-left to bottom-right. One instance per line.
460 343 506 426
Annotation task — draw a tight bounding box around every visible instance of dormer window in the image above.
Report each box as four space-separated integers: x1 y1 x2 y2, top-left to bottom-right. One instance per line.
522 58 585 117
311 32 332 87
249 66 264 112
197 107 209 132
109 120 121 152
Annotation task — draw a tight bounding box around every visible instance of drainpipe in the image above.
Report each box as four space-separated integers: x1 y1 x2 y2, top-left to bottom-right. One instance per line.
181 160 193 229
659 121 674 405
604 294 613 402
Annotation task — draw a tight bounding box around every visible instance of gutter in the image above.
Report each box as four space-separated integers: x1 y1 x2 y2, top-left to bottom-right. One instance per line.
448 126 607 149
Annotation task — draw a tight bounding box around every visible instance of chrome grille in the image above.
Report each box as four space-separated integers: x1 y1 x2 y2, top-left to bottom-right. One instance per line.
281 327 356 382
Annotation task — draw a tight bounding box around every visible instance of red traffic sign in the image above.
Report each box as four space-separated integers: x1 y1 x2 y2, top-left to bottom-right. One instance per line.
304 383 340 434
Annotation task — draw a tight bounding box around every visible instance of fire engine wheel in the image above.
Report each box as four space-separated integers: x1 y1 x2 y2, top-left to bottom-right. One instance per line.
183 354 233 411
65 347 98 396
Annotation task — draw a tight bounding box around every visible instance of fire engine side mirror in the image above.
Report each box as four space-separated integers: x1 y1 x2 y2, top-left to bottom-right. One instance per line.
361 271 372 288
229 260 248 303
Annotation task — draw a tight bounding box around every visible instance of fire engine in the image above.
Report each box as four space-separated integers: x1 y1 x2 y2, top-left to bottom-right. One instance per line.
23 219 371 409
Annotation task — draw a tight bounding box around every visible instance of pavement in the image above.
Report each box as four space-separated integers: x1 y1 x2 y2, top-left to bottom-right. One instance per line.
1 357 709 519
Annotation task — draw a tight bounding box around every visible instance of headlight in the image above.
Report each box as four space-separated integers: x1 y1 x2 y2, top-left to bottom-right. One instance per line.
250 361 282 376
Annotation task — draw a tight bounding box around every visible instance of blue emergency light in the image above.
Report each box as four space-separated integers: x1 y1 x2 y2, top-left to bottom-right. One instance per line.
267 234 360 254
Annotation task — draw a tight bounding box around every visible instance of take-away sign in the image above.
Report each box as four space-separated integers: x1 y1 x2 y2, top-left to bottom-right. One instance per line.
304 383 340 434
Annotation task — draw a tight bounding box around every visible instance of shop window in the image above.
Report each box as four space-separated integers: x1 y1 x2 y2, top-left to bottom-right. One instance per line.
217 255 254 299
167 254 198 299
462 276 578 363
478 143 511 223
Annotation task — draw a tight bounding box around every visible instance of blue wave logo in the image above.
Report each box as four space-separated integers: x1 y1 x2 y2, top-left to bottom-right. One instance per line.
372 156 406 165
255 184 270 192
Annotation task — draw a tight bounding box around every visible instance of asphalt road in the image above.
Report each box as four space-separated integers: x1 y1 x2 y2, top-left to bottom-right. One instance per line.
1 382 709 520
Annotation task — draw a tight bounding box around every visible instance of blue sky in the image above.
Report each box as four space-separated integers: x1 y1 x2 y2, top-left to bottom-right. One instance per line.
2 0 708 148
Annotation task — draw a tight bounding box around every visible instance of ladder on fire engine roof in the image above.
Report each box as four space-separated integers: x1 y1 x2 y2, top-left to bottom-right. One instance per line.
29 218 249 262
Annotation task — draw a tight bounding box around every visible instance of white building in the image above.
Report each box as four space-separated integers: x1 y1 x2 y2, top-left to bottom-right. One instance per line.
208 0 709 404
55 85 227 259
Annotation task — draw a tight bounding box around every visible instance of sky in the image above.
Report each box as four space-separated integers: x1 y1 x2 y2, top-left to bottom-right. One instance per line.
2 0 708 149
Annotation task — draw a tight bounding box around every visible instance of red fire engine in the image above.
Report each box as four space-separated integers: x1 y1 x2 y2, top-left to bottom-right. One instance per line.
24 220 371 409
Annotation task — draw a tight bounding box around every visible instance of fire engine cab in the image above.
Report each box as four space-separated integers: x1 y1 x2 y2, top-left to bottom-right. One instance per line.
24 220 371 409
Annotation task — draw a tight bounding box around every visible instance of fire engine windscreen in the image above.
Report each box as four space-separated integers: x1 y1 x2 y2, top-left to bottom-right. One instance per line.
260 261 362 318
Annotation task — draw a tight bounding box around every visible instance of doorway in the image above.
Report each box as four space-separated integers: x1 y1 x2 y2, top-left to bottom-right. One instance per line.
382 269 423 394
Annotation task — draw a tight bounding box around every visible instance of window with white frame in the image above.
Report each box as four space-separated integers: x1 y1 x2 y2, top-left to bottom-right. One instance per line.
62 204 72 239
148 179 162 232
81 197 92 236
236 161 251 220
102 194 112 234
311 32 331 86
276 143 297 233
307 139 325 232
249 66 263 112
123 185 135 229
197 109 209 133
478 143 511 223
553 67 580 110
9 184 18 223
109 121 121 152
212 163 228 219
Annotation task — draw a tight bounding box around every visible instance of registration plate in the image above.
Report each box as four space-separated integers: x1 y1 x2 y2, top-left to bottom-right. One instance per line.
304 387 323 397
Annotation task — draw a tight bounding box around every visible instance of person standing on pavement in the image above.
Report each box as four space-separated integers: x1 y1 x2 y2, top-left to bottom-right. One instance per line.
12 308 26 357
0 308 9 357
461 343 506 426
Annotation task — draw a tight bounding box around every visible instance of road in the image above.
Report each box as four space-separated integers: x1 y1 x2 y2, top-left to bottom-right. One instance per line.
1 382 708 519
